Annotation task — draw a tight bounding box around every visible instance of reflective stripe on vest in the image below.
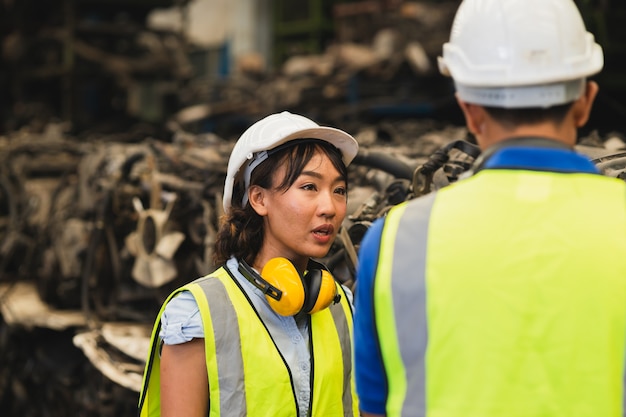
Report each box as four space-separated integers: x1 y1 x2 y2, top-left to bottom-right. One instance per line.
375 170 626 417
375 193 435 417
139 266 358 417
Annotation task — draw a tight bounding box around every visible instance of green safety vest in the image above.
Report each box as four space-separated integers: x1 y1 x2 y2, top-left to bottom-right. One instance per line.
138 266 358 417
375 169 626 417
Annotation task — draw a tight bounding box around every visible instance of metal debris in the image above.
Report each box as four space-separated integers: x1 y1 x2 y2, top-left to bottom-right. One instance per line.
2 1 626 415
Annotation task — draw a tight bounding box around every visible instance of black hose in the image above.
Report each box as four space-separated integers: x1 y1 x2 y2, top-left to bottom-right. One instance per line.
352 149 415 180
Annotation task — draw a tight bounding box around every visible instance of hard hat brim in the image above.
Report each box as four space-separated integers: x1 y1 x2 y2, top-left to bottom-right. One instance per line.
222 113 359 212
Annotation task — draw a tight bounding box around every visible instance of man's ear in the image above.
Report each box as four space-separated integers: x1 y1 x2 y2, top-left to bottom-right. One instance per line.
573 81 599 128
456 94 485 136
248 185 268 216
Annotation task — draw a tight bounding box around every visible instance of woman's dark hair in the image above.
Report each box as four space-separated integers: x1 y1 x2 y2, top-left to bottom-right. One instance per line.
213 140 347 266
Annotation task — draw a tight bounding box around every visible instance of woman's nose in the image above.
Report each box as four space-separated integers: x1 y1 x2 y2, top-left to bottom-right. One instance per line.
317 190 338 218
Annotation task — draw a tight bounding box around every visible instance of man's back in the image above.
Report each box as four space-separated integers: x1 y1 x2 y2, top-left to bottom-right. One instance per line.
418 153 626 415
354 1 626 416
355 144 626 417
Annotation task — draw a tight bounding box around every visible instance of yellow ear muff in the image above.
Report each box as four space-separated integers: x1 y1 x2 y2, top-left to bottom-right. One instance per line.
239 257 340 316
261 257 306 316
305 269 339 314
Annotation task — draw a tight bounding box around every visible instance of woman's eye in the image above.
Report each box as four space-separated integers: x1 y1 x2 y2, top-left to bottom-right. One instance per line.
302 183 317 191
334 186 347 196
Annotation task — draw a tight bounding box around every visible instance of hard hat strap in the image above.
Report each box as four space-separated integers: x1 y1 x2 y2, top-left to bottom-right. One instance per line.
242 150 269 207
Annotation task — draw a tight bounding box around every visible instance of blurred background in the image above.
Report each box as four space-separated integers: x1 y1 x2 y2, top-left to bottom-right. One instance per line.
0 1 625 415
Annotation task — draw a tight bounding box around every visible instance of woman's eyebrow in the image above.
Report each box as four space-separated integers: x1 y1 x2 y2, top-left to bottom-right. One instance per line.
301 170 346 183
301 170 323 179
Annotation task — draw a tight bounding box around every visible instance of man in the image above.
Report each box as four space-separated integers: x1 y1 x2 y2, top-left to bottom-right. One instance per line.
352 0 626 416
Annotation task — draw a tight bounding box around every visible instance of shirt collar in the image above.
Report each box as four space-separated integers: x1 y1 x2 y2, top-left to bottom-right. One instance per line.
475 137 599 174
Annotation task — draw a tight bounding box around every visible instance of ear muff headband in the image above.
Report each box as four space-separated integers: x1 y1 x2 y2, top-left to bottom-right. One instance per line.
238 259 283 300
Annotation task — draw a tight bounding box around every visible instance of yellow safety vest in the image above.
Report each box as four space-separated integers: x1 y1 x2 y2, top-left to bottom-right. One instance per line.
375 169 626 417
139 266 358 417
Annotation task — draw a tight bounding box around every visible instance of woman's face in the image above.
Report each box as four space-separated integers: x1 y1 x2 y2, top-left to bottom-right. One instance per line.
250 149 347 270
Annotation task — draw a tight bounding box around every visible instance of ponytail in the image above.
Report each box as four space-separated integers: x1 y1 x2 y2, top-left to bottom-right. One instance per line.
213 205 263 266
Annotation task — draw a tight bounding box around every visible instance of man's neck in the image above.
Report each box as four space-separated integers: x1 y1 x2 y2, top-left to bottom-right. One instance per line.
478 125 576 150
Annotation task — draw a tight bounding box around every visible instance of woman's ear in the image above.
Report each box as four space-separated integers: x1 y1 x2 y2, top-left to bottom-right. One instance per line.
248 185 268 216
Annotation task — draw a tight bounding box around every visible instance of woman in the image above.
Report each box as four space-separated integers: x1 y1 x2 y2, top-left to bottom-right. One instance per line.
138 111 360 417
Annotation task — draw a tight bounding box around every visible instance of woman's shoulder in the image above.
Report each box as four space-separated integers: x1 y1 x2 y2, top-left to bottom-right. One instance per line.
160 290 203 344
165 289 198 312
165 265 232 314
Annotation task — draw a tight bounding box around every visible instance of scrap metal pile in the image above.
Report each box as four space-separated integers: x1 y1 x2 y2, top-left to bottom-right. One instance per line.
2 1 626 416
0 114 477 416
2 113 626 417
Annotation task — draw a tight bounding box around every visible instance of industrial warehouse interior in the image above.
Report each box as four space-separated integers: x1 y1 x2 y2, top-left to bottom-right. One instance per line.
1 1 625 416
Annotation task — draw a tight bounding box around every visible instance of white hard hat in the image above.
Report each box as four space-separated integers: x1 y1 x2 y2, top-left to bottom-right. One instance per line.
438 0 604 108
222 111 359 212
